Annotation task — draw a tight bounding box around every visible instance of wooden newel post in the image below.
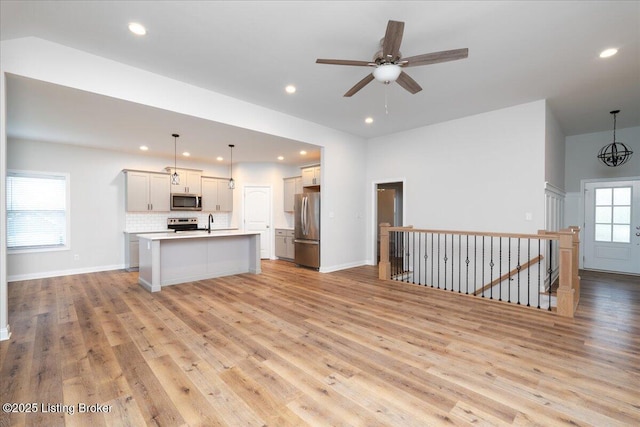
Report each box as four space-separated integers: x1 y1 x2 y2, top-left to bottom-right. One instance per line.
569 226 581 307
379 223 391 280
556 228 579 317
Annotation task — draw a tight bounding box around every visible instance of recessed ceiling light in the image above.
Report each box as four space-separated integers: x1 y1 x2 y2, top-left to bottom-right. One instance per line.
128 22 147 36
365 117 374 124
277 156 284 161
300 150 307 155
599 48 618 58
182 152 190 157
285 85 296 94
216 156 224 161
139 145 149 151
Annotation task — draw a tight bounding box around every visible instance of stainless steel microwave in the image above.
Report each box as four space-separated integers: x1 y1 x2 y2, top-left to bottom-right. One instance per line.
171 193 202 211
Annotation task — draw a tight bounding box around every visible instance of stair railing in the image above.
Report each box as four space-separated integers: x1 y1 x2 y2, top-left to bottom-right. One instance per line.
378 223 580 317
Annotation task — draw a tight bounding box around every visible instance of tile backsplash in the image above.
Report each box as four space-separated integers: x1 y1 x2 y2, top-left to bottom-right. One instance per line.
125 212 231 232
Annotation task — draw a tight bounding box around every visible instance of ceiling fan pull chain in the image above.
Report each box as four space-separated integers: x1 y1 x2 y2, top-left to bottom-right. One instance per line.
385 83 389 115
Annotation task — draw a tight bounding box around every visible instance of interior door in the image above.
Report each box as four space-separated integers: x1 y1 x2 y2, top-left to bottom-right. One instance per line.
243 186 272 259
584 179 640 274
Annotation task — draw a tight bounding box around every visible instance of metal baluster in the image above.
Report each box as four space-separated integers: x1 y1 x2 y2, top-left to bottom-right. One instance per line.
508 238 512 303
465 235 470 295
451 234 455 292
458 235 462 293
413 233 422 285
430 233 434 287
537 239 542 309
517 239 521 305
392 231 396 280
412 231 416 284
498 237 503 302
443 234 448 290
527 239 531 307
424 233 429 287
548 239 553 311
405 231 410 283
474 236 477 296
481 236 485 298
437 233 441 289
489 237 494 300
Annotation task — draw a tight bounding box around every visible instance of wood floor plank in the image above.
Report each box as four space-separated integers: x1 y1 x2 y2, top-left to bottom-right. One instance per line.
147 354 226 426
1 262 639 426
171 357 266 427
111 341 185 426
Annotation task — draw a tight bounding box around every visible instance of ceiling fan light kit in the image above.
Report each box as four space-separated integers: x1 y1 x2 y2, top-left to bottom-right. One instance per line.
597 110 633 167
373 63 402 83
316 20 468 97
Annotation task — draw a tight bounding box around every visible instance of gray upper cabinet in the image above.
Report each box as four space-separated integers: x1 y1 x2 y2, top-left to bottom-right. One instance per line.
301 166 321 187
166 167 202 194
202 177 233 212
283 176 302 212
124 170 170 212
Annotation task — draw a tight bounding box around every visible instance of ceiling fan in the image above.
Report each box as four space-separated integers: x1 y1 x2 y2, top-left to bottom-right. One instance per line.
316 20 468 97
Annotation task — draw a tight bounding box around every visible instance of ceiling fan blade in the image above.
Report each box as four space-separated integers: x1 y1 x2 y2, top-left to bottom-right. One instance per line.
402 48 469 67
344 74 375 97
382 20 404 61
316 59 373 67
396 71 422 94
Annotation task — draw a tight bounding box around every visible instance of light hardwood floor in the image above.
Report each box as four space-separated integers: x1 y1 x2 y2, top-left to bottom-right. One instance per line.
1 261 639 426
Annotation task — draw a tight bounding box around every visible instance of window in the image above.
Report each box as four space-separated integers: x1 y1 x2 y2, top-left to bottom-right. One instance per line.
594 187 631 243
6 170 70 252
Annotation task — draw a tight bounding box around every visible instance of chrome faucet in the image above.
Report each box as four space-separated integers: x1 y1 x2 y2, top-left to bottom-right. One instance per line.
208 213 214 233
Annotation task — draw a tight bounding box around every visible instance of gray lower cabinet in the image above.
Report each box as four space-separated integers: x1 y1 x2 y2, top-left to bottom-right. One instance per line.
275 229 295 260
125 231 171 271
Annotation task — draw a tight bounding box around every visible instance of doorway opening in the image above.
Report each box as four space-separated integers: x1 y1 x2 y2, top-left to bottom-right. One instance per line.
375 181 404 263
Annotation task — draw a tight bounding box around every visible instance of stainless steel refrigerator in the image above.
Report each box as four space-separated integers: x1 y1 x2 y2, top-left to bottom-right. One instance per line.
294 192 320 269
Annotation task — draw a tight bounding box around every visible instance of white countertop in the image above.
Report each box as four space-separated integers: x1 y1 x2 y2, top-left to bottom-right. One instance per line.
137 229 260 241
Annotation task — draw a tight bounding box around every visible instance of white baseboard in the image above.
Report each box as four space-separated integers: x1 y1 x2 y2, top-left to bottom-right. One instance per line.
320 260 368 273
0 324 11 341
7 264 125 283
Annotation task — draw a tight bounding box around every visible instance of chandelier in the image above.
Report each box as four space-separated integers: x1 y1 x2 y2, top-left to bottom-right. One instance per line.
597 110 633 167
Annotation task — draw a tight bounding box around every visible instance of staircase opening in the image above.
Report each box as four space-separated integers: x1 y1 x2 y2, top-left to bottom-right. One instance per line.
376 181 403 263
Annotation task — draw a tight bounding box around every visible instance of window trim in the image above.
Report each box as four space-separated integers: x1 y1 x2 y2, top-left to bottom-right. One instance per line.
6 169 71 254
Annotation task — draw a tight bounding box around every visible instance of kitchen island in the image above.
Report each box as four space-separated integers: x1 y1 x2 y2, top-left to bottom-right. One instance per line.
137 230 261 292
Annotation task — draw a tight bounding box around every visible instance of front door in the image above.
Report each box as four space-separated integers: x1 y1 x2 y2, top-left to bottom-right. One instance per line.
584 179 640 274
243 186 272 259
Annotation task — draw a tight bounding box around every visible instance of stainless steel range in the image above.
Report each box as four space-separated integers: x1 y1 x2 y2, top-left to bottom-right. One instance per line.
167 217 201 232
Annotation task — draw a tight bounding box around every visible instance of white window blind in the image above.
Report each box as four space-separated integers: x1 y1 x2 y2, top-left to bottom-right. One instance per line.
6 171 69 251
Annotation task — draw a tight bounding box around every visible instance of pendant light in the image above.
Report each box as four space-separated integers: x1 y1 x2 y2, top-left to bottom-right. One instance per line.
171 133 180 184
597 110 633 167
228 144 235 190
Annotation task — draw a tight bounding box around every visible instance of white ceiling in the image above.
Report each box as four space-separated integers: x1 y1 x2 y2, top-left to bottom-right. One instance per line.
1 1 639 164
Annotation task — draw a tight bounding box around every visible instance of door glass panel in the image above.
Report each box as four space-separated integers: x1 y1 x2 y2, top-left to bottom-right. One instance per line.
595 206 611 223
593 186 632 242
612 225 630 243
613 187 631 205
595 188 612 205
595 224 612 241
613 206 631 223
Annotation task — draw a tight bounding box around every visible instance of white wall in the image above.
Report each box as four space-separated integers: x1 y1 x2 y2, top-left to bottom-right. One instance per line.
0 72 8 340
365 100 547 264
545 104 566 190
